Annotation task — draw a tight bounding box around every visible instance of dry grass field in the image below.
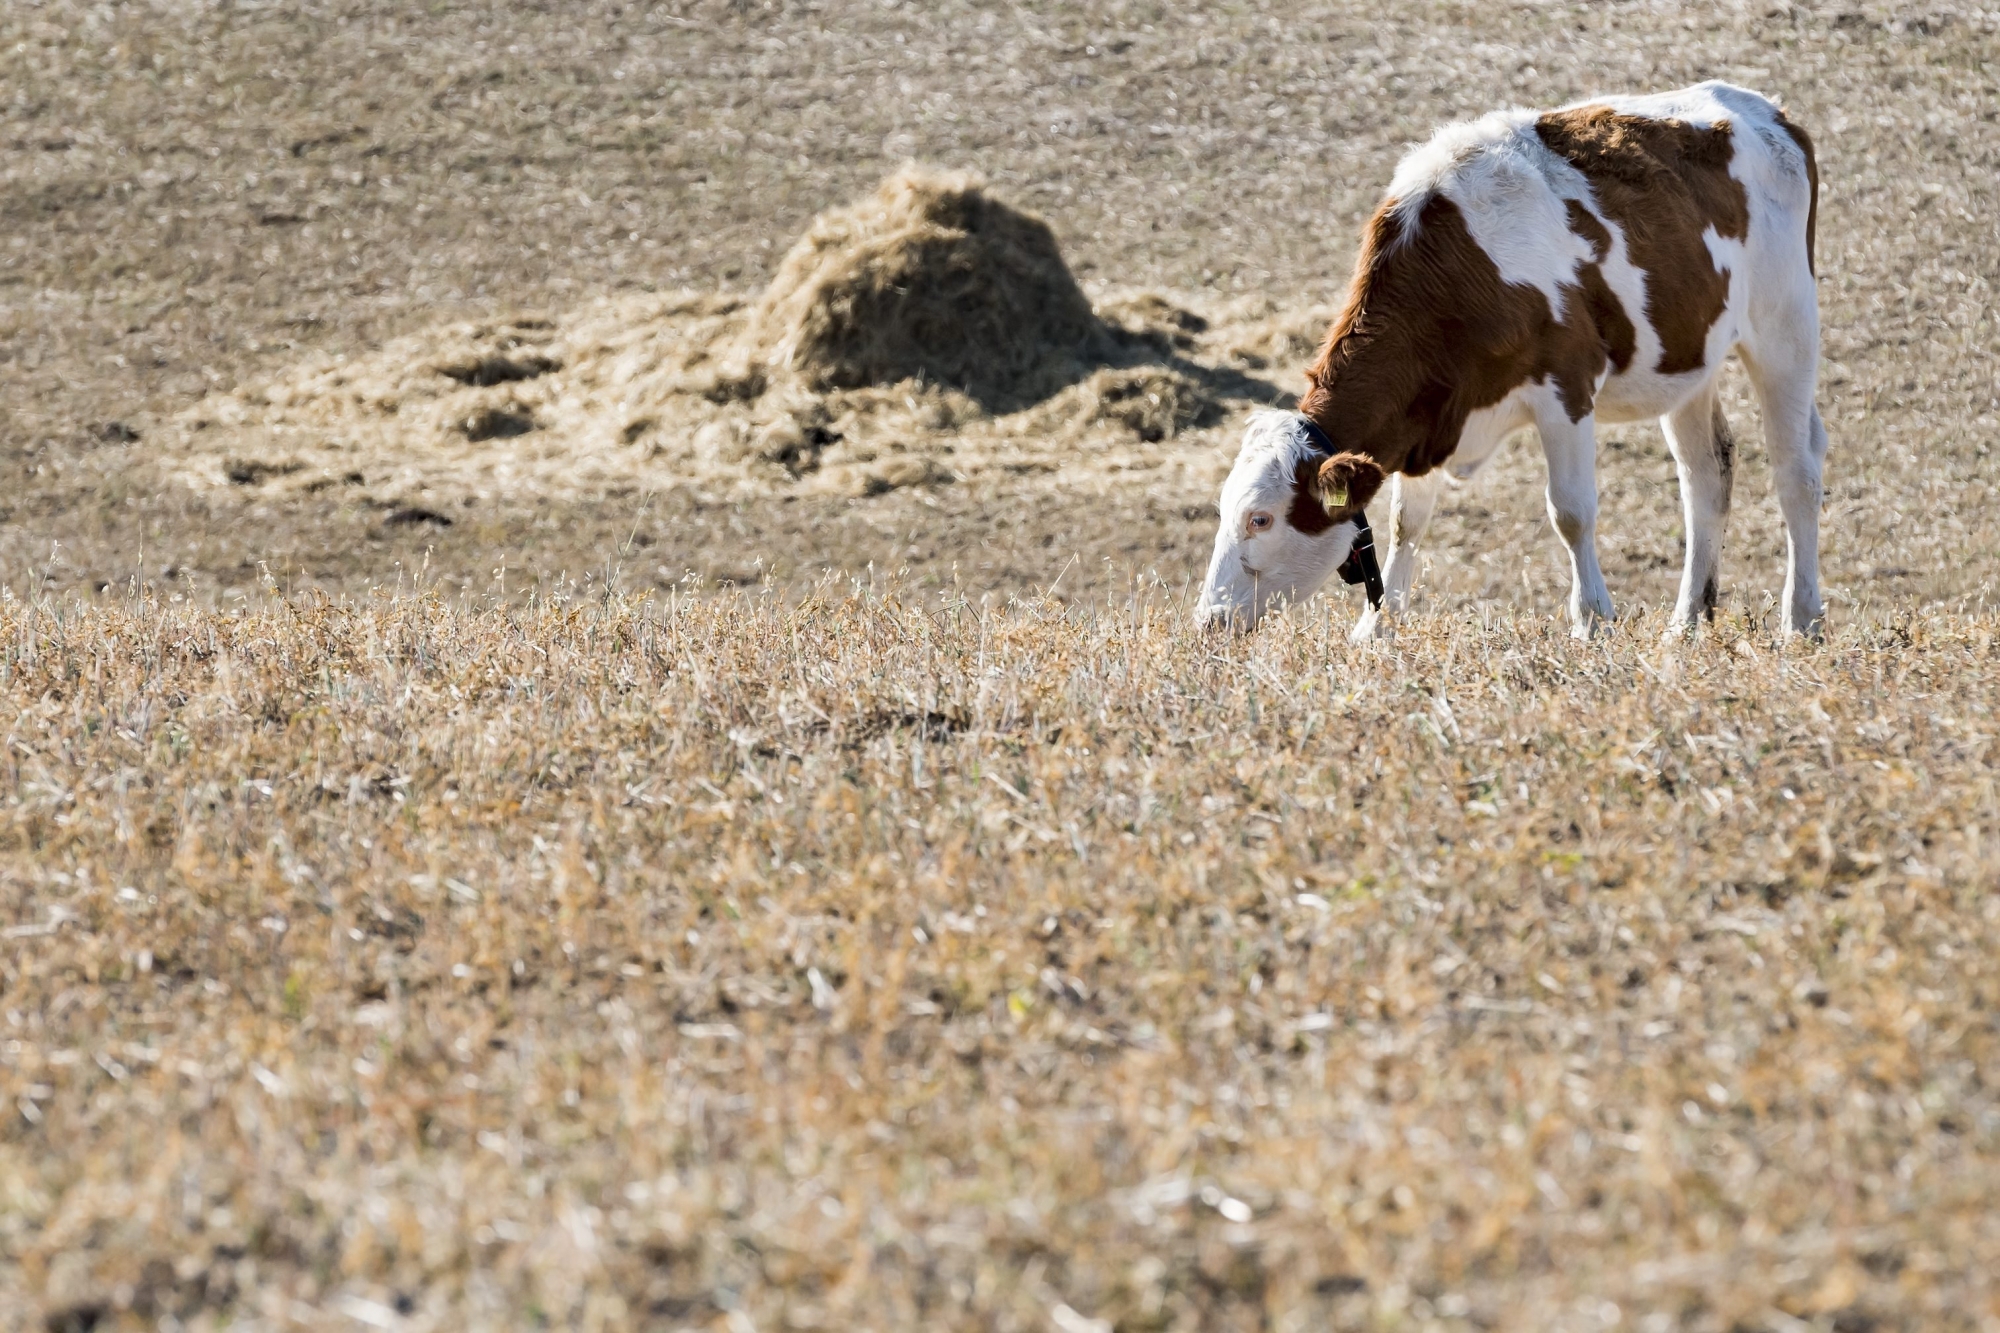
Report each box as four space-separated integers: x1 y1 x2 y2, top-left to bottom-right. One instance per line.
4 0 2000 1330
4 589 2000 1333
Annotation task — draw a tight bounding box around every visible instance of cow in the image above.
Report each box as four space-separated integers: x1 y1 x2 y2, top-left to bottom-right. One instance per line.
1194 82 1825 640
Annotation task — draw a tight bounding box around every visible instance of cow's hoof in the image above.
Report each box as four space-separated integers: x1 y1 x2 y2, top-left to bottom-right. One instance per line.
1781 616 1826 643
1570 601 1615 641
1570 614 1613 642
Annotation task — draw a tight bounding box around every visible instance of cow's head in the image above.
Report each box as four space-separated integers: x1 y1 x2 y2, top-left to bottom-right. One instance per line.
1195 410 1386 631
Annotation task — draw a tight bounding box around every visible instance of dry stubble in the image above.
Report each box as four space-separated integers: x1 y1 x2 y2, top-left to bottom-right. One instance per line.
3 585 1997 1330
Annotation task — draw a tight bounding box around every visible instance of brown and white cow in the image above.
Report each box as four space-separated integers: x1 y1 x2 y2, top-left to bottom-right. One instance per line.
1195 82 1826 639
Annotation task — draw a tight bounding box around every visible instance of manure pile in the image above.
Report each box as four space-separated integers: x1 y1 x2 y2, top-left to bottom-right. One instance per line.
171 170 1327 512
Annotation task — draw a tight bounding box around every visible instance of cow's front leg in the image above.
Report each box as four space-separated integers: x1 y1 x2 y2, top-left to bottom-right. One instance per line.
1536 409 1613 639
1351 469 1441 642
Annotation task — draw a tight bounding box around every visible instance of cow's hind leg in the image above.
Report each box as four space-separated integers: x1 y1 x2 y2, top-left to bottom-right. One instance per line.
1536 408 1613 639
1350 469 1442 642
1743 347 1828 637
1662 383 1736 634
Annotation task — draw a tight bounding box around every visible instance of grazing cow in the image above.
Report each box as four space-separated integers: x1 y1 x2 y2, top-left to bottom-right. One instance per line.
1195 82 1825 639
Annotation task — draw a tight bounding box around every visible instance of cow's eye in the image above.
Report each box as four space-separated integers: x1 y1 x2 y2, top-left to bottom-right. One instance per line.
1246 511 1274 533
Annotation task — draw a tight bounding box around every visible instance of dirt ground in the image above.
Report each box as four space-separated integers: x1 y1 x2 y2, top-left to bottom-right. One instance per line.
5 3 2000 1332
2 0 1996 616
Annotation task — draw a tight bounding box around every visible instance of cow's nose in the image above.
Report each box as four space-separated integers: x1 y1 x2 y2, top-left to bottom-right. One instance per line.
1196 603 1239 634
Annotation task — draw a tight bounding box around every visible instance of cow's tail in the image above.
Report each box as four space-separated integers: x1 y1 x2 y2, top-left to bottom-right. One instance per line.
1774 109 1819 276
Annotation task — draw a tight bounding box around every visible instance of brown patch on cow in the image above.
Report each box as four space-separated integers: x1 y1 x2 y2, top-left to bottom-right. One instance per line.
1534 108 1749 376
1297 193 1637 475
1571 263 1637 382
1286 455 1337 535
1774 110 1819 275
1564 199 1637 377
1564 198 1612 256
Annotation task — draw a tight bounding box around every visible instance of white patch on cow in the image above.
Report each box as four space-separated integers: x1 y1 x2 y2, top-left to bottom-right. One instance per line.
1194 410 1362 630
1413 117 1600 320
1703 223 1751 354
1586 196 1686 423
1383 113 1515 231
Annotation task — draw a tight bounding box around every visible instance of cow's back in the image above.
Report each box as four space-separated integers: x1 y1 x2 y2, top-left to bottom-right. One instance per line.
1380 81 1815 425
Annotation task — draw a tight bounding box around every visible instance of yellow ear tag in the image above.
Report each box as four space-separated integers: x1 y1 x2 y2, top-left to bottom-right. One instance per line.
1324 484 1348 511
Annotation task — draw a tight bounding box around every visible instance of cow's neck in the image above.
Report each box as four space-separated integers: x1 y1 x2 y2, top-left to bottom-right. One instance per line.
1295 319 1447 479
1296 194 1518 480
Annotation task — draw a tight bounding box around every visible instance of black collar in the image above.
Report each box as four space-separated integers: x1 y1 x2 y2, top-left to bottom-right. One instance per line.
1295 415 1383 610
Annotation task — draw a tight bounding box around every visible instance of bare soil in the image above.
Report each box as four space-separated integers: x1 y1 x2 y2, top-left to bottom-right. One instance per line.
2 1 1995 618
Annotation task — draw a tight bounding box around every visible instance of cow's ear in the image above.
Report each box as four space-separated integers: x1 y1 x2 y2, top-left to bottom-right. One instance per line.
1314 452 1386 518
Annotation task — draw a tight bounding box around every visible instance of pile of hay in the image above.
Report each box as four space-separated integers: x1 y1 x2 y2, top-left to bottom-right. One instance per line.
747 168 1106 410
170 170 1313 507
